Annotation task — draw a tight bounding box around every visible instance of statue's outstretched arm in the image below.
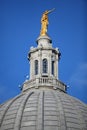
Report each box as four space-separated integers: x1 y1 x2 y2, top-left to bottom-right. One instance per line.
46 8 55 14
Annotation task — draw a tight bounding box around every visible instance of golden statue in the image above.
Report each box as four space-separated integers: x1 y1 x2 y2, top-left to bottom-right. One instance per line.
40 8 55 36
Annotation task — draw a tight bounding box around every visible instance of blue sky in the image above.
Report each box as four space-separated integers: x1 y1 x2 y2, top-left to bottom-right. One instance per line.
0 0 87 104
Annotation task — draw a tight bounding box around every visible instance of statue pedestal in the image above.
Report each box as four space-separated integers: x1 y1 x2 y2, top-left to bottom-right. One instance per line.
36 35 52 48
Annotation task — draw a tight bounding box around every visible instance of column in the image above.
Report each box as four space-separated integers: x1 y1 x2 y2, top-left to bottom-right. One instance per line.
55 54 58 79
48 53 51 77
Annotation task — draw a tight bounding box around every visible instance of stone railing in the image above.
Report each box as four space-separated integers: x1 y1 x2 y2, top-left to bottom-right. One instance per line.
23 77 67 92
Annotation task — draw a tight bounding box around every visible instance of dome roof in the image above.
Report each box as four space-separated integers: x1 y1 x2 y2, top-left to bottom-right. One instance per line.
0 89 87 130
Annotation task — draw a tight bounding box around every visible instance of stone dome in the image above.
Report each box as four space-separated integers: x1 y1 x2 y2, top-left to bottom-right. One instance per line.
0 89 87 130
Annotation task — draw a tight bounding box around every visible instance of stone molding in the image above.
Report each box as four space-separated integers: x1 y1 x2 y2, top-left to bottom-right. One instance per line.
22 77 67 92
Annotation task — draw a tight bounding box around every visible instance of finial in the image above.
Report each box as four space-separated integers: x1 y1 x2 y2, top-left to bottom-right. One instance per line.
40 8 55 36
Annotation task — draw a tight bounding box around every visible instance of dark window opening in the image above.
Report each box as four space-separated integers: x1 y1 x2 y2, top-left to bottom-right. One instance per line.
35 60 38 75
43 59 48 73
52 61 54 75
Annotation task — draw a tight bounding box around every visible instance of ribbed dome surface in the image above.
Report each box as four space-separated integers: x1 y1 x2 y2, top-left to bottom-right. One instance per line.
0 89 87 130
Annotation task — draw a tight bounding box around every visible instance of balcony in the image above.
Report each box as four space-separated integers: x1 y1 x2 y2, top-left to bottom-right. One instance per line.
22 77 67 92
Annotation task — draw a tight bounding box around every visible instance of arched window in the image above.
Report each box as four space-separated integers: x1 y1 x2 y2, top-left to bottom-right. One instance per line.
35 60 38 75
43 58 48 73
52 61 54 75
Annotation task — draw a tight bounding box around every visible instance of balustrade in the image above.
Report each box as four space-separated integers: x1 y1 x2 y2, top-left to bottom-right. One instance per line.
23 77 66 92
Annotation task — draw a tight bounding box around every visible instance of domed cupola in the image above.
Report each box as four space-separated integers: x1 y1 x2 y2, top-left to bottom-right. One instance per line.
0 9 87 130
26 33 63 92
23 9 65 92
